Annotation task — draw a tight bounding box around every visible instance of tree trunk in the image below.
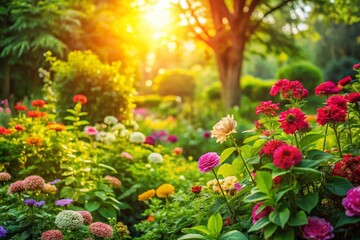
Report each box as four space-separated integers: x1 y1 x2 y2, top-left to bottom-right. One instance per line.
215 45 245 109
2 63 11 99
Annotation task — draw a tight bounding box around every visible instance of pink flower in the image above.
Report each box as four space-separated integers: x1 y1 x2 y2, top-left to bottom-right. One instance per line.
315 81 340 96
316 105 346 126
144 136 156 145
338 76 352 87
7 180 25 194
77 211 93 224
104 176 121 188
252 202 274 223
120 152 133 160
278 108 308 134
23 175 45 191
345 92 360 103
173 147 183 155
203 131 211 139
0 172 11 181
84 126 98 136
73 94 87 104
326 95 348 109
259 140 287 157
41 230 64 240
273 145 302 169
255 100 280 117
89 222 113 238
353 63 360 70
301 216 334 240
342 186 360 217
198 152 220 172
166 134 178 143
270 79 290 96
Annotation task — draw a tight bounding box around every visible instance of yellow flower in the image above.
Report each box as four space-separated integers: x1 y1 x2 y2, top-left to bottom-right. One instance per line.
211 114 237 144
156 184 175 198
138 189 155 201
43 183 57 194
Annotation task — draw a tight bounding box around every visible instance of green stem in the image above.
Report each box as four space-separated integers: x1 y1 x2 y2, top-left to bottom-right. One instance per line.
347 112 353 145
230 135 255 185
332 126 343 157
294 132 299 149
212 169 237 223
322 124 329 152
165 196 169 209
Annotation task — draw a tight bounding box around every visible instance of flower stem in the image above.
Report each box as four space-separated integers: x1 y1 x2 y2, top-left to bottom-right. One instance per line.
294 133 299 149
230 135 255 185
347 112 353 145
211 169 237 223
322 124 329 151
332 126 342 157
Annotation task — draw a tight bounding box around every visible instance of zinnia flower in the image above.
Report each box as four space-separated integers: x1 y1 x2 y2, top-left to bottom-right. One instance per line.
56 198 74 206
316 105 346 126
273 145 302 169
14 104 27 111
55 210 84 229
148 153 163 163
41 230 64 240
342 186 360 217
353 63 360 70
73 94 87 104
32 99 46 108
198 152 220 172
14 124 25 131
77 210 93 224
338 76 352 87
104 116 118 125
144 136 156 145
255 100 280 116
138 189 156 201
345 92 360 103
191 186 202 194
211 114 237 143
104 176 121 188
129 131 146 143
27 110 46 118
173 147 183 155
0 127 12 135
89 222 113 238
0 172 11 181
23 175 45 191
48 123 65 131
156 184 175 198
326 95 348 109
252 202 274 224
278 108 308 134
43 183 57 194
147 215 154 222
270 79 290 96
259 140 288 157
7 180 25 194
301 216 334 240
315 81 340 96
26 136 43 146
332 154 360 185
84 126 98 135
166 134 178 143
0 226 7 238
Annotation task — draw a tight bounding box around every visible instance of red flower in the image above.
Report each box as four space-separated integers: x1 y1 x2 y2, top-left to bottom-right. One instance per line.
270 79 308 100
147 215 154 222
47 123 65 131
14 124 25 131
252 202 274 223
191 186 202 194
14 104 28 111
353 63 360 70
31 100 46 108
259 140 287 157
273 145 302 169
316 105 346 126
270 79 290 96
288 81 308 99
314 81 340 96
73 94 87 104
278 108 308 134
332 154 360 185
27 110 46 118
224 217 232 226
0 127 12 135
326 95 348 109
338 76 352 87
255 100 280 116
345 92 360 103
273 176 282 185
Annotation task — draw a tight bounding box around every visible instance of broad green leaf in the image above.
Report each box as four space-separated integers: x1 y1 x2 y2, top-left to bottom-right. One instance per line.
207 212 222 236
64 116 76 121
297 159 327 168
269 208 290 228
98 163 117 173
95 191 107 201
243 135 260 144
275 187 293 203
295 193 318 214
217 156 243 178
248 216 271 232
291 167 321 176
98 205 117 219
243 192 269 203
191 226 210 235
306 150 334 161
65 176 76 185
77 120 90 126
256 171 272 194
118 184 142 200
299 134 324 150
336 213 360 228
274 228 294 240
219 230 248 240
325 176 353 196
85 201 101 212
178 234 208 240
66 109 77 115
240 145 252 158
220 147 236 164
60 186 75 198
264 224 278 239
288 210 308 226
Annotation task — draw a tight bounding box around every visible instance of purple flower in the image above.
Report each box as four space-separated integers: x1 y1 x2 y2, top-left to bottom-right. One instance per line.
301 216 334 240
234 183 243 191
198 152 220 172
144 136 156 146
25 199 37 207
151 130 167 141
56 198 73 206
342 186 360 217
203 131 211 139
0 226 7 237
50 179 61 185
35 200 45 207
166 135 178 143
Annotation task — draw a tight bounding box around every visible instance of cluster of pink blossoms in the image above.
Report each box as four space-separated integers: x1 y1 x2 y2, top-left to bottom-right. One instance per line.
270 79 308 100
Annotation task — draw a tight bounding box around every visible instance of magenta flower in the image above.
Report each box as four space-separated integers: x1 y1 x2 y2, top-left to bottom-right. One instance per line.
342 186 360 217
166 135 178 143
252 202 274 224
301 216 334 240
84 126 98 136
55 198 73 206
144 136 156 145
198 152 220 172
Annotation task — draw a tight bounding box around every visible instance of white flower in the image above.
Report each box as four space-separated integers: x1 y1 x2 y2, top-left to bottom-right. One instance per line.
179 175 186 181
129 131 146 143
211 114 237 144
148 153 163 163
104 116 118 125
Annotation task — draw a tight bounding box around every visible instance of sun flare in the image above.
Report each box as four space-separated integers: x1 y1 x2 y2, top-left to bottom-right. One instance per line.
142 0 176 30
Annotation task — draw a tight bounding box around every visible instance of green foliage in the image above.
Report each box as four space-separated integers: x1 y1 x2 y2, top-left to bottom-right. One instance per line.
324 56 359 82
48 50 135 123
241 76 276 101
154 69 196 100
204 82 222 101
276 61 323 92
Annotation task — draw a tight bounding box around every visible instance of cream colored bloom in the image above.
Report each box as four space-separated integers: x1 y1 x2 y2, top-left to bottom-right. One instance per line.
211 114 237 143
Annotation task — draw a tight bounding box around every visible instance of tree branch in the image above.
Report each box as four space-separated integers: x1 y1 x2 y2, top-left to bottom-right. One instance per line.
185 0 212 39
233 0 245 16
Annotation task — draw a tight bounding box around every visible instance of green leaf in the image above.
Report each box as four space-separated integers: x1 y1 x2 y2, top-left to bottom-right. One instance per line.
98 163 117 173
297 159 327 168
64 116 76 121
85 201 101 212
66 109 77 115
217 156 243 178
178 234 208 240
269 208 290 228
306 150 334 161
95 191 107 201
336 213 360 228
299 134 324 150
77 120 90 126
191 226 210 235
264 224 278 239
65 176 76 185
274 228 294 240
288 210 308 227
60 186 75 198
207 212 222 236
243 192 269 203
256 171 272 194
219 230 248 240
325 176 353 196
291 167 321 176
295 193 319 214
248 216 271 232
275 187 294 203
98 205 117 219
240 145 253 158
243 135 260 144
118 183 142 200
220 147 236 164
